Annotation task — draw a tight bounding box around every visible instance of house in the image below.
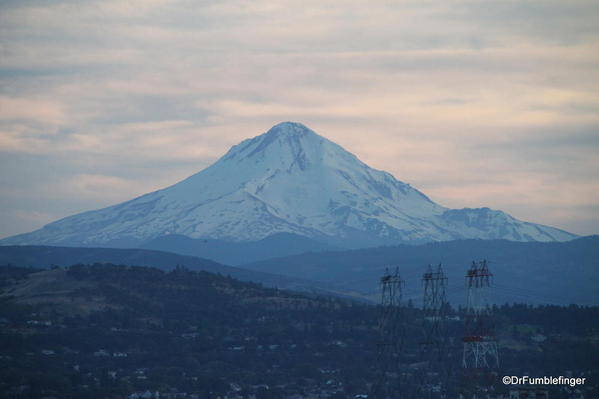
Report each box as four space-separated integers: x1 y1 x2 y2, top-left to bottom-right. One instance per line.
93 349 110 357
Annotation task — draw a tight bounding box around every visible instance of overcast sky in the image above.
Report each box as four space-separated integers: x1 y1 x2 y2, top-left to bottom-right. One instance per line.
1 0 598 239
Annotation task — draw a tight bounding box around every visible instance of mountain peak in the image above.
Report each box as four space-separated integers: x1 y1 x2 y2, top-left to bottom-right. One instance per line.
265 121 316 138
221 121 327 167
258 121 321 151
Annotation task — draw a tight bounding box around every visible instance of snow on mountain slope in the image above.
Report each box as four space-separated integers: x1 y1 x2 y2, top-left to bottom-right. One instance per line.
0 122 577 247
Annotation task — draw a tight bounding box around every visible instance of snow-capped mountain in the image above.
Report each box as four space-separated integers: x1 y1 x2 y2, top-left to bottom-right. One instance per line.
1 122 576 248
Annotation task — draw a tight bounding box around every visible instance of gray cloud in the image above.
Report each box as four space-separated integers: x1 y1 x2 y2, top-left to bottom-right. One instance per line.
1 0 598 238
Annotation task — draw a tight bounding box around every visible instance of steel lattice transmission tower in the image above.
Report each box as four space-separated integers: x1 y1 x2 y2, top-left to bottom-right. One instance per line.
422 263 448 358
420 264 449 398
462 260 499 369
372 267 405 398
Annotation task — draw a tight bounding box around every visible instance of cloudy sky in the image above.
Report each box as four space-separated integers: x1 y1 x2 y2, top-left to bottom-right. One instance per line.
1 0 598 239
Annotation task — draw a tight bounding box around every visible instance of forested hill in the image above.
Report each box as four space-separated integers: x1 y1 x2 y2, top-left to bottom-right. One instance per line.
0 264 598 399
0 245 343 297
0 263 339 320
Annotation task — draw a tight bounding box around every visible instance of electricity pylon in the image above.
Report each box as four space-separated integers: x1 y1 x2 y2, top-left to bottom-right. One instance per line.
462 260 499 369
372 267 404 398
421 263 448 398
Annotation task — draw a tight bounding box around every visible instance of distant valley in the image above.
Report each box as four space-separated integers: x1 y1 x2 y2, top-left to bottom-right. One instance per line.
242 236 599 306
